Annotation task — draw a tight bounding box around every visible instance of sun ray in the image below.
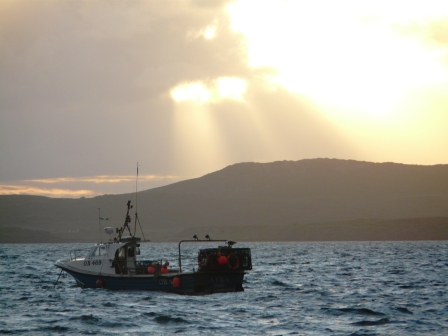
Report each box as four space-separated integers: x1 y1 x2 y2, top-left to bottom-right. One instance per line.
170 101 232 177
170 77 247 103
227 0 448 126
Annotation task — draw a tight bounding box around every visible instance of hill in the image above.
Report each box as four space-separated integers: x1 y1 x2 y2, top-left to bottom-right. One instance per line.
1 159 448 243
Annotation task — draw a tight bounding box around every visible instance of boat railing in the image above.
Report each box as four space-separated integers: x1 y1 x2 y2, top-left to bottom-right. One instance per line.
69 248 91 261
135 260 153 268
121 260 180 275
134 260 152 274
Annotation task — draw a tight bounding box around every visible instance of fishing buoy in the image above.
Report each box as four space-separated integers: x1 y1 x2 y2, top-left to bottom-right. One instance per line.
96 279 104 288
218 255 228 265
173 277 180 288
161 267 168 274
147 266 155 274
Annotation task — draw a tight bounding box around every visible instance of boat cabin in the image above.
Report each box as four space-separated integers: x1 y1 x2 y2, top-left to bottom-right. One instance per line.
109 236 140 274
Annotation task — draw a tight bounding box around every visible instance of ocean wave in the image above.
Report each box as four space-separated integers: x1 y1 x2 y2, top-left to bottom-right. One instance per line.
352 318 391 326
2 241 448 334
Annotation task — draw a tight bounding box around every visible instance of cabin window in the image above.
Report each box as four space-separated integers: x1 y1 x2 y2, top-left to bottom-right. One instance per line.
117 247 126 259
98 245 107 256
128 246 135 258
89 247 99 257
90 245 108 257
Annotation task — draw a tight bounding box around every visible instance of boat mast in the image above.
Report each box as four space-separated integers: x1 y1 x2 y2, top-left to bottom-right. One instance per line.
98 208 102 243
134 162 138 236
133 162 147 241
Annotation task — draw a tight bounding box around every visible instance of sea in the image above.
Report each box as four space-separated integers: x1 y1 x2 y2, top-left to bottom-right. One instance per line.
1 241 448 335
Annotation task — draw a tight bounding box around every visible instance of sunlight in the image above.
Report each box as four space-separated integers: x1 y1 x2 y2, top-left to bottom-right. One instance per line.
187 20 218 40
227 0 448 123
22 175 178 184
170 101 232 177
203 24 217 39
169 77 249 175
170 77 247 103
0 175 182 198
0 184 95 198
171 82 210 103
216 77 246 100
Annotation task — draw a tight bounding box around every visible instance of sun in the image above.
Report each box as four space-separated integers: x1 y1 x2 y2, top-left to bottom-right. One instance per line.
227 0 448 125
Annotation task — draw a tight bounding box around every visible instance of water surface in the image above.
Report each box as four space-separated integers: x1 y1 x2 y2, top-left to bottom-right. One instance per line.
1 241 448 334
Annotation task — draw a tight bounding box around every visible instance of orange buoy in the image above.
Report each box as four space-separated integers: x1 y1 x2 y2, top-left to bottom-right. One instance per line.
173 277 180 288
147 266 155 274
96 279 104 288
161 267 168 274
218 255 228 265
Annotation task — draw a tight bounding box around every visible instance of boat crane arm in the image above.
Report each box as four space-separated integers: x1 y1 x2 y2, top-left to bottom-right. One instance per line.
117 200 133 241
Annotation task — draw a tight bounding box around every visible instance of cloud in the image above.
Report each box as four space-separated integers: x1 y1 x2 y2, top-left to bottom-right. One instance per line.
0 0 253 182
0 184 96 198
390 16 448 68
23 174 179 184
2 0 446 199
170 77 247 103
392 16 448 46
0 174 181 198
0 0 248 105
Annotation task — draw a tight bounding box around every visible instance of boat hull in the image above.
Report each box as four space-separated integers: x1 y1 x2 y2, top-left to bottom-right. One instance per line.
57 266 245 294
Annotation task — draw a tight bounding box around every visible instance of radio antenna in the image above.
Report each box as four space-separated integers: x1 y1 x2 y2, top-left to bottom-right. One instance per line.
133 162 147 241
134 162 139 236
98 208 108 243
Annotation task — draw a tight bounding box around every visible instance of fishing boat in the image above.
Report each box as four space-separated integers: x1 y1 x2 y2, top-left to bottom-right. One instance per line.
54 200 252 294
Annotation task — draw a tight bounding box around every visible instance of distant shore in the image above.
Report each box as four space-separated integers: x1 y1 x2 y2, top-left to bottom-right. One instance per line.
2 217 447 244
2 160 448 244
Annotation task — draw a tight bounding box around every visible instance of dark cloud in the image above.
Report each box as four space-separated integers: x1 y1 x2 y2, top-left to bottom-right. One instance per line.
0 0 354 193
0 0 248 105
0 1 249 177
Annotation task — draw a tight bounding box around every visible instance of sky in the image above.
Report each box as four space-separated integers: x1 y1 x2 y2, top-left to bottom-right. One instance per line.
1 0 448 198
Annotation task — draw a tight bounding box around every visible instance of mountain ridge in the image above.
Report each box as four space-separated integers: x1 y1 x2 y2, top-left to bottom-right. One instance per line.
1 158 448 243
